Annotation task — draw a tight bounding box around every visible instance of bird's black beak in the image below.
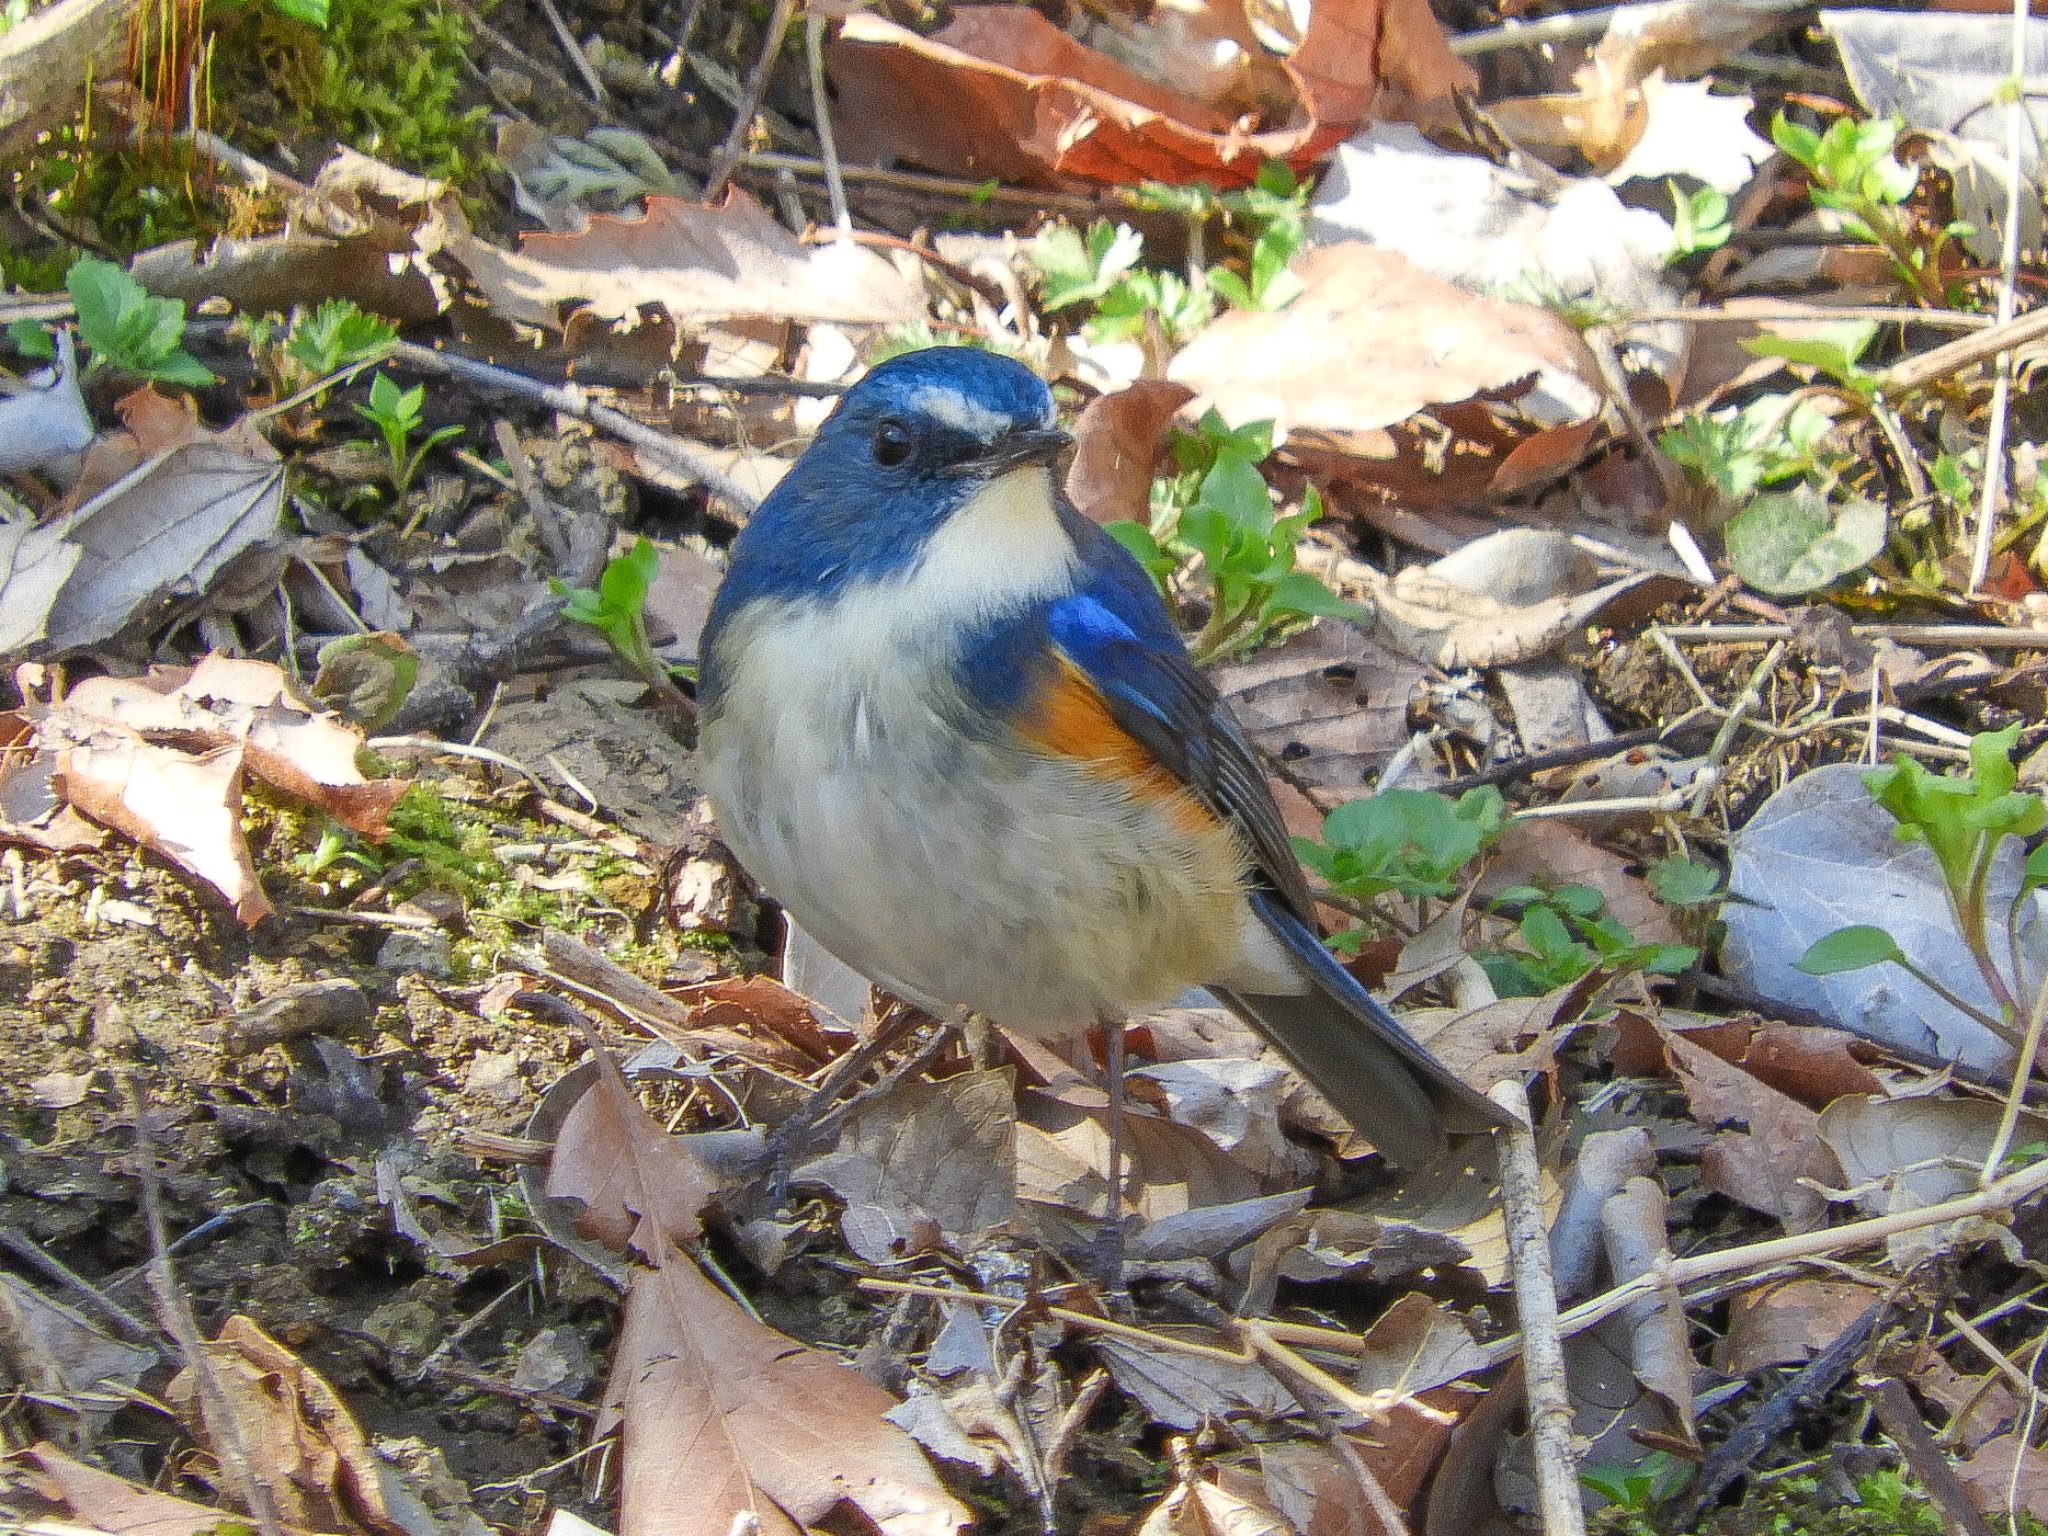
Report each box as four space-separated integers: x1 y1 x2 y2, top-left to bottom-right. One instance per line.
949 427 1072 477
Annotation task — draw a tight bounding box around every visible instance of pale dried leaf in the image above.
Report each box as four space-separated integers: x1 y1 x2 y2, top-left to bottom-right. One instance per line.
1350 1292 1490 1396
1722 761 2035 1075
0 1273 156 1416
1138 1474 1293 1536
166 1314 404 1536
1818 1094 2047 1263
57 656 408 837
1308 124 1683 388
1600 1175 1697 1448
11 1441 246 1536
54 738 268 922
1133 1057 1319 1184
796 1069 1016 1262
1209 619 1430 796
457 190 923 333
1169 245 1606 503
0 330 94 476
38 431 284 655
0 518 82 656
1094 1330 1296 1431
1369 563 1687 671
601 1245 969 1536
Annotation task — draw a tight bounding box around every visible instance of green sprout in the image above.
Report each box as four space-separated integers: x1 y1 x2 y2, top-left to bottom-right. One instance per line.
1665 181 1732 263
1105 411 1364 663
551 537 691 707
1798 724 2046 1045
1770 112 1971 307
64 256 214 388
354 370 462 504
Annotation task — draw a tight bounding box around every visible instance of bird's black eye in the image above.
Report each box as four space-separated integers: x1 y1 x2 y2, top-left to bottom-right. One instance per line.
872 418 914 467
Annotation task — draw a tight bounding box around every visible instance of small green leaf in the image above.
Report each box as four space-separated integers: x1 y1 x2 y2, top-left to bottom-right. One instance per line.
1770 113 1823 170
66 257 139 357
1741 320 1878 387
1259 570 1364 623
1725 488 1886 595
1797 925 1904 975
599 536 660 614
2025 842 2048 897
1647 855 1721 907
6 319 54 360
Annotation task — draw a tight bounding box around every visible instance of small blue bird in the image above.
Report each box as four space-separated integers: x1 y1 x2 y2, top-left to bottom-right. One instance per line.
697 347 1509 1168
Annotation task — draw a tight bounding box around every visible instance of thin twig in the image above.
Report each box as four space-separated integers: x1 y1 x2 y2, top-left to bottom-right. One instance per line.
736 149 1104 216
536 0 609 105
1490 1078 1585 1536
803 13 848 235
1883 307 2048 395
127 1075 288 1536
1980 962 2048 1183
390 342 764 516
1622 305 1993 330
706 0 801 199
1968 0 2035 594
1481 1150 2048 1369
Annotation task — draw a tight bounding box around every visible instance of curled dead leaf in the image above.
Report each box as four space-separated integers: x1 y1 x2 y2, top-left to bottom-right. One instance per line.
828 0 1471 190
1170 244 1607 506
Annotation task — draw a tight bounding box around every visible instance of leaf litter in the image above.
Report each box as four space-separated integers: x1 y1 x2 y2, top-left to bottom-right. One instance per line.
14 0 2048 1531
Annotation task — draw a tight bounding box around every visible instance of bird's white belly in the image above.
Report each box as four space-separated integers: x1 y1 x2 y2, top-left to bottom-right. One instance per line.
700 605 1293 1032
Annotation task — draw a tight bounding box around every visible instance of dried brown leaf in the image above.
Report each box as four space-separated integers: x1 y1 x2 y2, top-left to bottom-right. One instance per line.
1958 1431 2048 1521
1139 1470 1293 1536
1647 1015 1883 1109
1649 1022 1841 1229
59 656 409 837
1712 1278 1888 1374
19 417 285 658
166 1314 404 1536
1209 619 1430 796
458 189 922 334
797 1069 1016 1262
1020 1085 1264 1219
1169 245 1605 504
544 1040 720 1257
1094 1329 1296 1430
10 1441 248 1536
1064 380 1194 525
828 0 1469 191
55 738 269 922
601 1244 969 1536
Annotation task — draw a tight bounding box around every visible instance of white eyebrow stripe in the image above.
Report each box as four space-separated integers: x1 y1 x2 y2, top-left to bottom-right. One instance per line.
906 383 1015 441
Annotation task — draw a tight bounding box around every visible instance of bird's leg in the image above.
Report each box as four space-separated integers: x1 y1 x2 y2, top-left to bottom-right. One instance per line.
1098 1013 1131 1293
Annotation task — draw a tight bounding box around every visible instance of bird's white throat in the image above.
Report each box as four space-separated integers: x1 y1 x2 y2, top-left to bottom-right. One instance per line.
913 465 1077 622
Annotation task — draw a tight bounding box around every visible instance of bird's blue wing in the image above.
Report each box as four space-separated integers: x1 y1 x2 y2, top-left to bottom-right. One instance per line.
1042 514 1319 924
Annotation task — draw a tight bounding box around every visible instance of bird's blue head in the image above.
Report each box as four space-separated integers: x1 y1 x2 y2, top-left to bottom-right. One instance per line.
711 348 1067 608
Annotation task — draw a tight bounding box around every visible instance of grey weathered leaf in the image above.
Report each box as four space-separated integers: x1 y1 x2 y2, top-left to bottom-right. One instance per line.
38 439 285 654
1724 489 1885 596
